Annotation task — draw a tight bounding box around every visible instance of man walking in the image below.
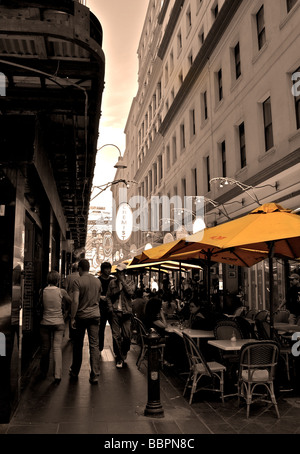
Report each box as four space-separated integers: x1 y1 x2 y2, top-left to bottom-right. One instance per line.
69 259 101 384
98 261 115 352
64 262 79 341
106 263 136 368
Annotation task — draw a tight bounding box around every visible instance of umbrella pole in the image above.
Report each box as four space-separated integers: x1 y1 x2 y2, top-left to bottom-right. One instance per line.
207 251 212 306
268 242 275 339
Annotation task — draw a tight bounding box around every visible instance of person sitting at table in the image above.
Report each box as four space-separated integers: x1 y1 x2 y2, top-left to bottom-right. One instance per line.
162 291 178 320
188 299 215 330
178 288 193 321
144 296 168 337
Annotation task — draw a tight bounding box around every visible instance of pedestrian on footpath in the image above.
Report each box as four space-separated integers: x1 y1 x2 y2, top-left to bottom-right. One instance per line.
39 271 72 384
98 261 115 352
106 263 136 368
63 262 79 341
69 259 101 384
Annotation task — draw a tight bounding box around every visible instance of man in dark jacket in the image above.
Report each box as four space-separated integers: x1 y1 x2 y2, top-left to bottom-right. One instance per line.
98 262 115 352
106 263 136 368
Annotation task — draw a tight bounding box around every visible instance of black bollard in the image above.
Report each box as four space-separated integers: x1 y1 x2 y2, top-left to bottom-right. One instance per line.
144 329 165 418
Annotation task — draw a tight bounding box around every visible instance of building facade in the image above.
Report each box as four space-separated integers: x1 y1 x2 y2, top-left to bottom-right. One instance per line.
113 0 300 309
0 0 105 422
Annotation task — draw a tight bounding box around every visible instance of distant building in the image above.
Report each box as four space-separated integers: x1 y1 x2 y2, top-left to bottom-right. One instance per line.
113 0 300 310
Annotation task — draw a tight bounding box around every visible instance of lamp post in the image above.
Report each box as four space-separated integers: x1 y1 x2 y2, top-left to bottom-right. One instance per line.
97 143 127 169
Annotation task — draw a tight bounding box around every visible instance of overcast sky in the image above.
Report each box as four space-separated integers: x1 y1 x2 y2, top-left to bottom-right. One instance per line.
87 0 149 206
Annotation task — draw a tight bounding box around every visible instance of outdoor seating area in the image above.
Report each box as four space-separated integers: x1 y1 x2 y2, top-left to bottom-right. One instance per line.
127 203 300 419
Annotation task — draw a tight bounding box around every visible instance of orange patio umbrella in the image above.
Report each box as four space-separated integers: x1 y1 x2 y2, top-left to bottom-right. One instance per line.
132 232 268 303
183 203 300 334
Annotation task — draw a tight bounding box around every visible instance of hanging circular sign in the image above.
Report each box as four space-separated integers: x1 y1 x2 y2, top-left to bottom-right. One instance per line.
116 203 133 242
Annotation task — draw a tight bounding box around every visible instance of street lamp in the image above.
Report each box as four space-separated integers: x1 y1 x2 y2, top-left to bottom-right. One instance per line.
97 143 127 169
210 177 279 205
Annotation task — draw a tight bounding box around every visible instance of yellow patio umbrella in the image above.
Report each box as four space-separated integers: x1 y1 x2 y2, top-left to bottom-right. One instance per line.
132 239 186 265
132 233 268 304
184 203 300 334
187 203 300 259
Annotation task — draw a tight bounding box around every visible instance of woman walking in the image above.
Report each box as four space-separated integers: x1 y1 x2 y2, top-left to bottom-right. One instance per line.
39 270 72 384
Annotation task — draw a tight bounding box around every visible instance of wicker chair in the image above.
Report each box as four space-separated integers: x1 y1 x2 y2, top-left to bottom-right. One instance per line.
213 320 244 376
274 309 290 323
255 310 269 322
182 332 226 404
255 320 292 382
237 340 280 418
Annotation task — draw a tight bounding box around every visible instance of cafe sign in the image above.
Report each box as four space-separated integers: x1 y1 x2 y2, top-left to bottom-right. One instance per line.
116 203 133 242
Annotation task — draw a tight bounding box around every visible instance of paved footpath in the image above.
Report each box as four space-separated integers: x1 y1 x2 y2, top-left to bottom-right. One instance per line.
1 327 300 443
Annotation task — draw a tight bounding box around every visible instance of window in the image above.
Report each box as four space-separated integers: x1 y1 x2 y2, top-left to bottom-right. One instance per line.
202 90 208 121
149 170 153 193
192 168 198 195
188 51 193 68
166 145 170 169
190 108 196 137
145 176 148 198
180 123 186 149
158 154 163 181
170 50 174 72
206 156 211 192
179 71 183 86
256 5 266 50
217 69 223 101
172 135 177 163
213 3 219 19
186 7 192 31
239 122 246 168
199 30 205 46
165 62 169 85
221 141 226 177
287 0 298 13
234 42 241 79
157 81 162 102
177 30 182 54
153 163 157 188
292 68 300 129
182 178 187 199
263 97 274 151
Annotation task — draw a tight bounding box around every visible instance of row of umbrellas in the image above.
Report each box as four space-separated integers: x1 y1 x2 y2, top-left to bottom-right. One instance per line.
128 203 300 336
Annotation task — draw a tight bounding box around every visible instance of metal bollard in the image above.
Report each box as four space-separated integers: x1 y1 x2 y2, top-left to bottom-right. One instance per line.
144 328 165 418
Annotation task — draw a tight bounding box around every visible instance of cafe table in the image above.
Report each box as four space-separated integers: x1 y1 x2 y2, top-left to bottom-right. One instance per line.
274 323 300 333
166 323 214 347
207 338 257 351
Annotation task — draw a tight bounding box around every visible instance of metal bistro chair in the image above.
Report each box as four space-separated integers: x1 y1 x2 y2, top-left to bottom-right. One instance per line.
274 309 290 324
255 319 292 382
214 319 244 362
133 317 165 370
237 340 280 418
245 309 258 320
254 310 269 322
182 332 226 404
